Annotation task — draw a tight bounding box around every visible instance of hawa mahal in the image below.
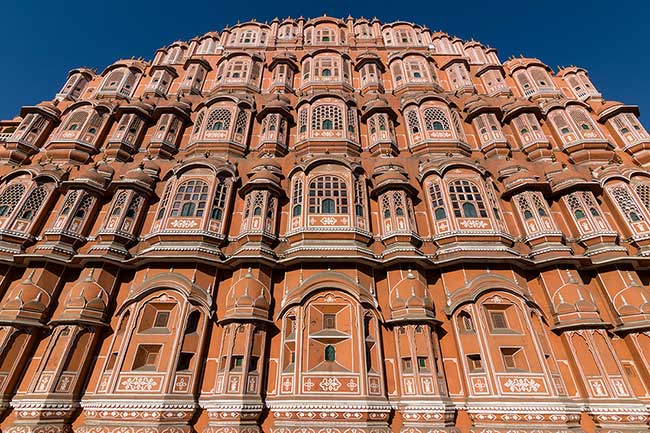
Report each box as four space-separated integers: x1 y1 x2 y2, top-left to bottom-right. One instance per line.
0 15 648 433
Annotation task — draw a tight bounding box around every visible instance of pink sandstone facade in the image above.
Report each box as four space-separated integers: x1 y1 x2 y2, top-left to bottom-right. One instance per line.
0 15 648 433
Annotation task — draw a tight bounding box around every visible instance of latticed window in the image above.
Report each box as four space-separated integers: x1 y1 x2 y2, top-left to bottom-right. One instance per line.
156 183 173 220
448 180 487 218
267 196 277 222
568 108 598 134
292 178 303 217
531 192 549 217
635 183 650 212
16 186 48 221
625 114 648 136
381 195 391 219
516 191 548 221
74 195 91 218
567 191 601 220
406 60 424 79
111 191 129 216
210 178 229 220
125 194 142 219
206 108 232 131
347 107 357 133
251 192 264 217
406 110 421 133
242 194 252 219
308 175 348 214
517 195 533 219
515 71 533 92
311 105 343 131
513 113 542 137
226 60 249 79
235 110 248 135
485 182 502 221
391 63 403 82
298 108 308 134
0 184 26 217
451 111 466 140
171 180 209 218
86 112 104 135
368 116 376 134
530 68 550 86
60 191 79 216
354 176 365 217
192 111 205 135
314 57 339 78
392 192 405 217
397 29 413 43
550 112 573 136
423 107 450 131
102 70 124 91
428 182 446 220
75 194 94 219
610 185 644 222
64 111 89 131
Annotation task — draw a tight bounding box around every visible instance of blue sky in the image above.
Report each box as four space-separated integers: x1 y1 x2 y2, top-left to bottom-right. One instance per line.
1 0 648 120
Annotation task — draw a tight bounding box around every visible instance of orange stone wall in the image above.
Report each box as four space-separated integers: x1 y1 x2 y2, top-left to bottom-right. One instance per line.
0 15 648 433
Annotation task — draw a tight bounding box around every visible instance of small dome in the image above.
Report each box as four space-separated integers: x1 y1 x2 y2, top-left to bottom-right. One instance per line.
65 273 107 312
76 162 114 189
122 160 160 188
224 268 271 320
3 275 48 314
389 270 434 321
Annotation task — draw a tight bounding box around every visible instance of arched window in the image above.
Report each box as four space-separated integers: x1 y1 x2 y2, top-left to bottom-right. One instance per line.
298 108 308 134
610 185 645 223
325 345 336 362
634 183 650 212
16 186 48 221
458 311 474 332
0 184 26 217
185 310 200 334
423 107 450 131
406 110 421 134
308 175 348 214
206 108 232 131
462 202 478 217
170 180 209 218
428 182 447 220
102 70 124 91
565 191 608 233
312 105 343 131
292 178 303 217
64 111 88 132
210 178 229 221
448 180 487 218
60 191 78 216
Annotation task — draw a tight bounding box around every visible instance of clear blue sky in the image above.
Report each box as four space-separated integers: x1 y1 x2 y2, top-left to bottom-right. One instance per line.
2 0 648 120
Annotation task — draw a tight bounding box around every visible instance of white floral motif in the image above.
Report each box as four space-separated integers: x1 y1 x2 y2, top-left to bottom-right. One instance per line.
120 376 158 391
174 376 188 392
319 377 342 392
320 217 337 225
58 375 71 391
170 219 198 228
459 219 487 229
503 377 541 393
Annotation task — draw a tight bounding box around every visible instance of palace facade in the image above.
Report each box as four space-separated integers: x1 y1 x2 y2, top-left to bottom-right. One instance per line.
0 15 648 433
